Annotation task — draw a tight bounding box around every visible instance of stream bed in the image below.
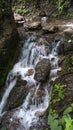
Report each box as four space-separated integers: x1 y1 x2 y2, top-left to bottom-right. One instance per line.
0 33 61 130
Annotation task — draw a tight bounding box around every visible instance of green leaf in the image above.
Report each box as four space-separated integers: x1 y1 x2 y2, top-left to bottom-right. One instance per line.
63 107 72 115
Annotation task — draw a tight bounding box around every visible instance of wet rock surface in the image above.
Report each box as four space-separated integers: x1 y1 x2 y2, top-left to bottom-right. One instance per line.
5 75 28 111
0 110 26 130
34 58 50 82
42 25 59 34
0 110 47 130
24 21 41 30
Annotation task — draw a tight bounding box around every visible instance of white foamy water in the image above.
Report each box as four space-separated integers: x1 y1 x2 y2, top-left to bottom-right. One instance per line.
58 22 73 29
0 80 16 115
65 22 73 28
0 36 61 129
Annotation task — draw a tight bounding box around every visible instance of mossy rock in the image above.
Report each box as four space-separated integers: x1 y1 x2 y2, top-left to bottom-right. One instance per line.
59 54 73 75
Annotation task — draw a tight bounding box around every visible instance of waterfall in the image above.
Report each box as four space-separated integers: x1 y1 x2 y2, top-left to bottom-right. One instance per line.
0 35 61 130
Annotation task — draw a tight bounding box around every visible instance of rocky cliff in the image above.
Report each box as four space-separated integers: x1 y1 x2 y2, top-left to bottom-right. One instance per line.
0 0 20 90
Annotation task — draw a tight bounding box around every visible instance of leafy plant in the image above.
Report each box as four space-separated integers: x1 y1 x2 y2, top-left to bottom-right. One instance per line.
48 109 62 130
56 0 69 15
47 106 73 130
47 86 73 130
63 107 72 115
51 83 65 103
64 114 73 130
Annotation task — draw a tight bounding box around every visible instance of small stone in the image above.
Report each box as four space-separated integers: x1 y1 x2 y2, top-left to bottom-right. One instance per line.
35 111 44 117
14 13 24 21
28 21 41 30
26 69 34 76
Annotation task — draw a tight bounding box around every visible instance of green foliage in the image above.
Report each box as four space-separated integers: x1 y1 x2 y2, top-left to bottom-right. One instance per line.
1 127 6 130
48 109 62 130
63 55 73 73
12 0 31 16
51 83 65 103
47 82 73 130
56 0 69 15
47 104 73 130
64 115 73 130
13 6 30 15
63 107 72 115
65 13 73 18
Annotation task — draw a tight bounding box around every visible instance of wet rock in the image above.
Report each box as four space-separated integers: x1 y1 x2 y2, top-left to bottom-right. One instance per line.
35 111 45 117
34 58 50 82
58 56 65 65
55 32 73 55
57 42 64 55
14 13 24 21
0 110 24 130
65 42 73 54
14 13 24 27
26 69 34 76
42 25 59 34
27 21 41 30
36 37 49 45
36 37 50 56
35 88 45 98
64 28 73 35
5 76 28 111
16 21 25 27
63 40 73 55
29 114 48 130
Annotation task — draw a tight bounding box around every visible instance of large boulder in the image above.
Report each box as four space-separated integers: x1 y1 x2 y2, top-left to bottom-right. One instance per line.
25 21 41 30
34 58 50 82
42 25 59 34
5 75 28 111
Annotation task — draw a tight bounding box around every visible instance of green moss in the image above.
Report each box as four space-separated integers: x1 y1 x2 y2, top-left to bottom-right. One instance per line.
12 6 30 16
63 55 73 73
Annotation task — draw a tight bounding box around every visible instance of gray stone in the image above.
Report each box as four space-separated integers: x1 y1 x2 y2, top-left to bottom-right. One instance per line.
34 58 50 82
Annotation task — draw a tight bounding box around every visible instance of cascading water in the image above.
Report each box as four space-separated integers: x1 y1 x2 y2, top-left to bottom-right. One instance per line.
0 34 61 130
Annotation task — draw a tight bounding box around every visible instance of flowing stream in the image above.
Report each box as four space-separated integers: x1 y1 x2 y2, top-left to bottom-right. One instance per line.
0 34 61 130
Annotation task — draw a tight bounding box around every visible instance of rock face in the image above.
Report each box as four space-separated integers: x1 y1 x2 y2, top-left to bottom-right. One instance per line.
0 1 20 91
42 25 59 34
5 75 28 111
63 31 73 55
34 58 50 82
14 13 24 26
24 21 41 30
